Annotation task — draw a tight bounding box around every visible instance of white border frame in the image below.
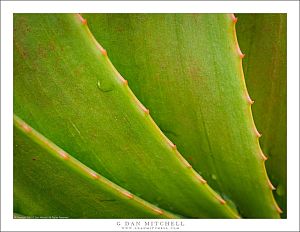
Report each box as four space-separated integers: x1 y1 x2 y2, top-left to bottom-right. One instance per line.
1 1 299 231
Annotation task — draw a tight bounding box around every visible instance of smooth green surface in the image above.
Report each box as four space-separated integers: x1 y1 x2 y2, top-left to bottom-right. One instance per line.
14 14 238 218
84 13 279 218
14 115 177 219
236 13 287 217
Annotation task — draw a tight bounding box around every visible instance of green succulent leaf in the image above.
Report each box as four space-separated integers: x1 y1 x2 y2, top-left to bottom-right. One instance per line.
236 13 287 217
83 13 280 218
14 115 179 219
14 13 239 218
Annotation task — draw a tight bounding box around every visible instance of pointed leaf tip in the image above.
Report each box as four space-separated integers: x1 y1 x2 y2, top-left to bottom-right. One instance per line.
231 14 238 24
77 13 87 25
101 48 107 56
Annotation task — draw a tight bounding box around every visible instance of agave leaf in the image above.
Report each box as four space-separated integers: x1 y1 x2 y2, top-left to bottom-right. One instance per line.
236 13 287 217
83 13 280 218
14 115 178 219
14 14 238 218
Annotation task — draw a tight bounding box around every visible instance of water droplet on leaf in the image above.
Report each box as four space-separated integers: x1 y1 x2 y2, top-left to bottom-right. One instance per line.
276 184 285 196
97 80 114 92
212 174 217 180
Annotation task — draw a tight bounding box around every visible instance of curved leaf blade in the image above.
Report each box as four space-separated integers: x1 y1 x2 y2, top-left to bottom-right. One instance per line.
236 13 287 217
14 115 178 219
83 13 280 218
13 13 238 218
